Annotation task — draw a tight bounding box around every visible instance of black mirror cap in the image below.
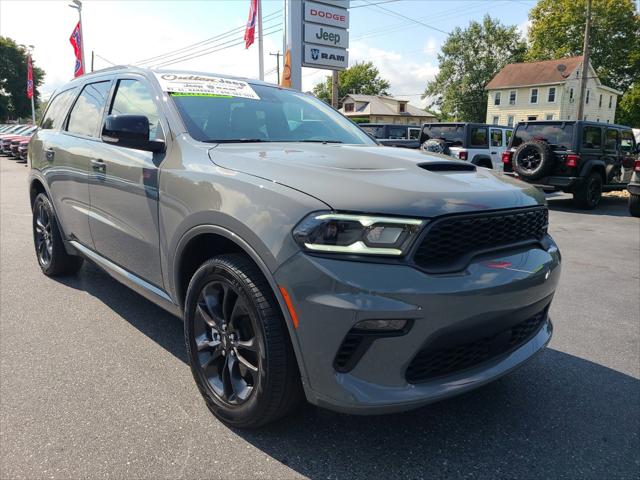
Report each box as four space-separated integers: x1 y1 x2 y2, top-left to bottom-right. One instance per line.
102 114 165 153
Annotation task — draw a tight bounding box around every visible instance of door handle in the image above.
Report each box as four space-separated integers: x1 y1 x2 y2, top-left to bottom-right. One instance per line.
45 148 55 161
491 151 497 155
90 158 106 172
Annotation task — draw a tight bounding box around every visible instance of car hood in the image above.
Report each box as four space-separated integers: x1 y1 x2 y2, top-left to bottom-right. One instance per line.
208 143 545 217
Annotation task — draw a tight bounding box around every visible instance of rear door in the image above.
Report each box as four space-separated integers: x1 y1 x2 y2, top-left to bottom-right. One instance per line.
489 128 504 169
580 125 604 177
88 75 166 286
604 127 622 184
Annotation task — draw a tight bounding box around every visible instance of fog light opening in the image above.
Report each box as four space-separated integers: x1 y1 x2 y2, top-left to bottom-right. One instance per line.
353 319 408 332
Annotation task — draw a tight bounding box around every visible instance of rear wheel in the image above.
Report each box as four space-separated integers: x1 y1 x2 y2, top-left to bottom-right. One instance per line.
32 193 83 276
184 254 302 428
573 172 602 209
629 193 640 217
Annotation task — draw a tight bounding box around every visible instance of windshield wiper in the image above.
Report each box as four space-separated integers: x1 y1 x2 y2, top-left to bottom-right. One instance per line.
296 140 343 144
204 139 270 143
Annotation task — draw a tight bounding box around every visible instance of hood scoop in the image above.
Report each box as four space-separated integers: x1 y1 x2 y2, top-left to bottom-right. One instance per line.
419 162 477 172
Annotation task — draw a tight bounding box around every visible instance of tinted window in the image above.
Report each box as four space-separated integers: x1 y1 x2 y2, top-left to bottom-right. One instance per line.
620 130 635 153
360 125 385 139
490 129 503 147
67 81 111 137
421 125 465 147
505 130 513 145
387 126 406 139
512 123 574 150
171 84 373 144
408 128 420 140
110 79 161 140
582 126 602 149
605 128 618 150
41 88 77 130
470 127 488 148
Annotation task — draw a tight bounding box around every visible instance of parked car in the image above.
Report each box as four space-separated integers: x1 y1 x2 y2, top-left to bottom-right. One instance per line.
502 121 638 209
17 140 29 161
419 123 513 170
359 123 422 148
29 67 561 428
628 158 640 217
0 124 31 138
0 126 36 155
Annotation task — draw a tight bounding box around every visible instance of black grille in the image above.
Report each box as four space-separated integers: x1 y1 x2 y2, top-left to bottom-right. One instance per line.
413 207 548 272
334 333 366 372
406 310 547 383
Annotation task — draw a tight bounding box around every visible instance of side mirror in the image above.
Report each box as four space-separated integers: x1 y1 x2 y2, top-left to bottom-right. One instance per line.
102 114 165 153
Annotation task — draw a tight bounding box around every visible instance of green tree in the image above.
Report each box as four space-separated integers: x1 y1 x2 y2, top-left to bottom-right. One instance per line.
0 37 45 121
527 0 640 93
616 82 640 128
313 61 390 104
423 16 526 122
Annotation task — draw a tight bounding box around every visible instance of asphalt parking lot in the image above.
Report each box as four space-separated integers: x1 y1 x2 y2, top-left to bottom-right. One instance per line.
1 157 638 480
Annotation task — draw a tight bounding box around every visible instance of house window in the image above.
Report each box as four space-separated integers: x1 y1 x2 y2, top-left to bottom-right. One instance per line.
569 88 574 101
344 103 354 112
399 103 406 113
546 114 554 120
586 90 590 104
492 116 500 124
548 87 556 102
507 115 514 127
599 94 602 108
509 90 516 105
609 95 613 108
527 115 538 121
494 92 501 106
530 88 538 104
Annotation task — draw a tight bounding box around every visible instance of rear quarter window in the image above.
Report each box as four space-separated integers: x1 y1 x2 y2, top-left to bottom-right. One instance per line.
620 130 635 153
40 88 77 130
582 126 603 149
470 127 488 148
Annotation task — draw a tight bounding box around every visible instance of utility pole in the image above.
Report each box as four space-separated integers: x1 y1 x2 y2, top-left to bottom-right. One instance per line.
331 71 339 109
576 0 592 121
269 51 282 84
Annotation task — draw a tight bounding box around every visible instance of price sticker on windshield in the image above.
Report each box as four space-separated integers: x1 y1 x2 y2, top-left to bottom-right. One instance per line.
156 73 260 100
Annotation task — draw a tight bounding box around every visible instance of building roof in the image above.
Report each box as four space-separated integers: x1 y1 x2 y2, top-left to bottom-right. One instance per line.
340 94 435 118
485 56 584 90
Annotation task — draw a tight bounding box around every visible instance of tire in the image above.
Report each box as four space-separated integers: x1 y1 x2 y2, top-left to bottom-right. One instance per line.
573 172 602 209
629 193 640 218
32 193 84 276
184 254 302 428
513 140 553 181
422 138 450 156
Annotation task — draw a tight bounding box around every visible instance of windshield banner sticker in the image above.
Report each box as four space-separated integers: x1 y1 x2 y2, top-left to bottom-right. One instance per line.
156 73 260 99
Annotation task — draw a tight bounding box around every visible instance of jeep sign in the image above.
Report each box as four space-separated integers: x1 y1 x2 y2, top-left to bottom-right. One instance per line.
303 44 348 70
304 1 349 29
304 24 348 48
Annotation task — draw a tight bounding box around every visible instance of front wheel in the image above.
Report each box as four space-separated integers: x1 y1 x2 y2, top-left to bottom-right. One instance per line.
629 193 640 217
573 172 602 209
184 254 302 428
32 193 84 276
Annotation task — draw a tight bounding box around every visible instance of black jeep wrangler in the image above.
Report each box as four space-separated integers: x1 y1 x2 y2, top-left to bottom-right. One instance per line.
503 121 639 209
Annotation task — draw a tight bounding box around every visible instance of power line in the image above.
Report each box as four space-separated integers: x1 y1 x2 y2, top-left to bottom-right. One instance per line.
135 10 282 66
361 0 450 35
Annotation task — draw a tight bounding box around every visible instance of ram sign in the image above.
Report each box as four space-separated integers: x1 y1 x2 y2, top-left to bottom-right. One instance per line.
303 44 349 69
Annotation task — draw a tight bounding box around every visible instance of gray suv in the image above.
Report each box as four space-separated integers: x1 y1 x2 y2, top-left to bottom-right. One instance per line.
29 67 561 428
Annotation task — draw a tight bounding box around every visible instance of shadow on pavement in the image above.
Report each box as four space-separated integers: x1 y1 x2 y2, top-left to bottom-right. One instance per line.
547 194 631 218
56 261 640 479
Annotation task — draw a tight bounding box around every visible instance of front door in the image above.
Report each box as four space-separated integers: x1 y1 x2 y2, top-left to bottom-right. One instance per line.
88 76 166 286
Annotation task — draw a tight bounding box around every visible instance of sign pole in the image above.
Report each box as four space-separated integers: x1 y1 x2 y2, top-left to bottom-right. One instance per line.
258 0 264 80
286 0 302 90
331 70 339 108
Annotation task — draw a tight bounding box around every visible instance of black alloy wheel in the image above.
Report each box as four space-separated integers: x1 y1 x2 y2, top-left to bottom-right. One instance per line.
184 254 302 428
34 200 53 268
573 172 602 209
31 193 83 276
194 280 260 405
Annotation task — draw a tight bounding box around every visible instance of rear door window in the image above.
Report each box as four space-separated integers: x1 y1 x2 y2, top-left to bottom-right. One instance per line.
490 128 503 147
387 126 406 139
41 88 77 130
109 79 162 140
66 81 112 138
604 128 619 151
421 125 465 147
582 126 602 149
470 127 488 148
620 130 635 153
408 128 420 140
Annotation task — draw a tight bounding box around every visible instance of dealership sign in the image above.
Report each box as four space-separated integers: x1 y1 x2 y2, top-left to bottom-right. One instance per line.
302 0 349 70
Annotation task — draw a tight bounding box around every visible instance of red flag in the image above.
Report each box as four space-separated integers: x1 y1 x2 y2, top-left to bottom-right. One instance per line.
27 55 34 99
69 21 84 77
244 0 258 49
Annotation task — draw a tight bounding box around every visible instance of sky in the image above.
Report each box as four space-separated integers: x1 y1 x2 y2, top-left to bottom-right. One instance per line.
0 0 535 107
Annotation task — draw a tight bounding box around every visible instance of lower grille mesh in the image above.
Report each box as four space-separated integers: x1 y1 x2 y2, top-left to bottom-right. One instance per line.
406 310 547 383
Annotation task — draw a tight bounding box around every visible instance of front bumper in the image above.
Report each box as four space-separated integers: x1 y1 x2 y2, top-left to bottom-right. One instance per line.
275 239 561 414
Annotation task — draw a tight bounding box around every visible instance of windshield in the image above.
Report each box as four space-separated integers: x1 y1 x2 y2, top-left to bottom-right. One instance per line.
421 125 465 147
171 84 374 145
512 123 574 150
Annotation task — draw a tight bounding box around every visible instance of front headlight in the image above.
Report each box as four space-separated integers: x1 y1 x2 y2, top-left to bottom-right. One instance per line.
292 212 425 256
